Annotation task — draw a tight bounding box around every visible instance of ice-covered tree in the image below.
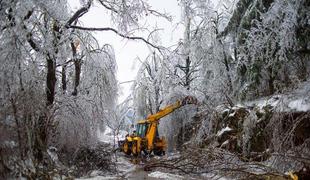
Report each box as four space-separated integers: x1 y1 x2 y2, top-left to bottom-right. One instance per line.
0 0 73 162
228 0 310 100
0 0 164 176
133 52 164 119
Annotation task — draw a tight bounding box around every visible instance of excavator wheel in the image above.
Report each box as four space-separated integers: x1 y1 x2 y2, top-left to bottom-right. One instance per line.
131 141 139 157
123 141 131 155
153 149 164 156
142 149 149 157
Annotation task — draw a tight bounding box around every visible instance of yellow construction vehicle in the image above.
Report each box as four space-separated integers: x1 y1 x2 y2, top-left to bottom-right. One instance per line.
119 96 197 156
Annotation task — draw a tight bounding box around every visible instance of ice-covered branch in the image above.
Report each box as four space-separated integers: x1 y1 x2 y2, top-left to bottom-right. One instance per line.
68 25 162 50
65 0 92 28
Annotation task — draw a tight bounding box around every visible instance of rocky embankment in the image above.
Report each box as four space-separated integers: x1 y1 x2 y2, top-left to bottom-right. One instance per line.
168 85 310 179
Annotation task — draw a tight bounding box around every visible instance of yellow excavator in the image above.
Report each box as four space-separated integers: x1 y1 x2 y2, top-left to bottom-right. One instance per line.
119 96 197 156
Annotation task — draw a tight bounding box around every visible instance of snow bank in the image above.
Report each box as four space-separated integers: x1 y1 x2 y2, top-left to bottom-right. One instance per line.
245 95 281 110
244 93 310 113
148 171 184 179
288 99 310 112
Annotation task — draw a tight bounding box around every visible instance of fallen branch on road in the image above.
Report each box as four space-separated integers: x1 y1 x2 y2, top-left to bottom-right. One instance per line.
143 147 299 179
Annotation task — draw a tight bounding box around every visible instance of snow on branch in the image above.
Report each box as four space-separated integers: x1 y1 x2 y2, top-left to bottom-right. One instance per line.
97 0 118 13
65 1 92 28
68 25 162 50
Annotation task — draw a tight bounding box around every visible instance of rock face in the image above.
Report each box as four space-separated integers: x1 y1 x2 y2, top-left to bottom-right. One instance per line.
191 96 310 163
218 106 309 161
176 112 203 147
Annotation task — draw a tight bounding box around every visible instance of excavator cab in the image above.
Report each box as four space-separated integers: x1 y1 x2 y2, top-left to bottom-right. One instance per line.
136 123 149 137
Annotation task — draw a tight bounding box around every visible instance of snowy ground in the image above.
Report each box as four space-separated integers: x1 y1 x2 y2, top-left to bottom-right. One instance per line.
77 127 227 180
77 127 191 180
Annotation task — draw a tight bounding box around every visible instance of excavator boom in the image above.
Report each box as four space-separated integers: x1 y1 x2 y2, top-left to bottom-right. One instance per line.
146 101 181 122
146 96 198 122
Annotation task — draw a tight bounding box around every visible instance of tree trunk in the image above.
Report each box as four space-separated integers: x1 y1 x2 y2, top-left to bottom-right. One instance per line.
62 64 67 93
153 52 160 112
71 42 81 96
185 56 191 90
46 20 61 105
267 67 275 95
183 10 191 90
36 20 60 161
72 60 81 96
33 115 47 162
46 56 56 106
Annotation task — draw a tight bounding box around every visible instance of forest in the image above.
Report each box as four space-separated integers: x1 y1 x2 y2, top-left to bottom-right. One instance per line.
0 0 309 179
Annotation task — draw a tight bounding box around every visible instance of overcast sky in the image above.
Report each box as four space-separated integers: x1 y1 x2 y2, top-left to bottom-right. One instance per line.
67 0 183 102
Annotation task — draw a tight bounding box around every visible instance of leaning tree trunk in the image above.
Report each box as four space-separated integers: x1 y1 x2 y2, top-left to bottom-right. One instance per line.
34 21 60 162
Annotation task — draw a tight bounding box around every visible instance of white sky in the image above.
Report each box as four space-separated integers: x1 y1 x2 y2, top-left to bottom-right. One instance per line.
67 0 183 102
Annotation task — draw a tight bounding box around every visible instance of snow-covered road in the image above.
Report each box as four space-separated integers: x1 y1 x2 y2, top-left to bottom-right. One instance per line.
76 127 188 180
76 154 187 180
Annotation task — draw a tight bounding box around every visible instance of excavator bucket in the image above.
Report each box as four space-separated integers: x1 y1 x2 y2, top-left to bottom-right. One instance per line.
182 96 198 105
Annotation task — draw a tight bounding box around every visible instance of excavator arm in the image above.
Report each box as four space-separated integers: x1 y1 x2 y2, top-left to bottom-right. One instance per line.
146 96 198 122
146 101 181 122
144 96 197 151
